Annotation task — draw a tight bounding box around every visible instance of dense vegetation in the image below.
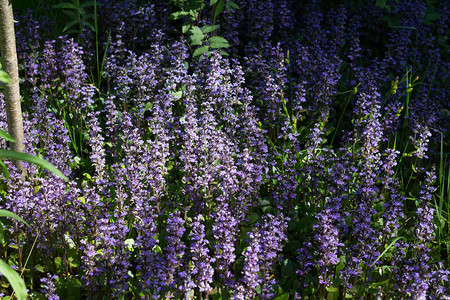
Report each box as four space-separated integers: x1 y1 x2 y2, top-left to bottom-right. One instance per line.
0 0 449 298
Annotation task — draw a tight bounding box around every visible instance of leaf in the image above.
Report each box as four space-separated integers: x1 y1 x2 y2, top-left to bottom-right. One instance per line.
0 259 27 300
62 20 78 32
80 1 96 8
370 236 405 267
62 10 79 22
226 1 239 13
210 0 219 5
210 36 230 49
34 264 45 273
190 39 203 46
326 286 340 300
375 0 388 9
193 46 209 57
0 70 11 84
0 210 31 228
0 160 9 181
170 11 189 20
0 150 69 182
182 24 191 34
0 129 16 143
215 0 225 18
202 24 219 34
189 26 204 38
208 36 228 44
53 2 77 9
274 293 289 300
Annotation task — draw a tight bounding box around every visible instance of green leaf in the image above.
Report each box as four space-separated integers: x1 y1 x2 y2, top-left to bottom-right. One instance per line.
209 36 230 49
80 1 96 8
375 0 388 9
0 210 31 228
226 1 239 13
62 10 79 22
182 24 191 34
370 236 405 267
326 286 340 300
190 39 203 46
189 26 204 38
53 2 77 9
0 70 11 84
210 0 219 5
0 150 69 182
0 160 9 181
274 293 289 300
170 11 189 20
62 20 79 32
193 46 210 57
34 264 45 273
202 24 219 34
425 11 440 21
215 0 225 18
208 36 228 44
0 259 27 300
0 129 16 143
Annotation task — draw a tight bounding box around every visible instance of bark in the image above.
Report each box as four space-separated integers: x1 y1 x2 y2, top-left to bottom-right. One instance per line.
0 0 25 173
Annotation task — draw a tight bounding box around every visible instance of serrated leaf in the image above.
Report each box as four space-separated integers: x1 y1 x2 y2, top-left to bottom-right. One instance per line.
170 11 189 20
202 24 219 34
0 150 69 182
210 42 230 49
0 210 31 228
208 36 228 44
0 70 11 84
190 39 203 46
193 46 209 57
0 259 27 300
189 26 204 37
182 24 191 34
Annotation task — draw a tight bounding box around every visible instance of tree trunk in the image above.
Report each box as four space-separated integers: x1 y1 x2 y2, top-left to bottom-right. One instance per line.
0 0 25 173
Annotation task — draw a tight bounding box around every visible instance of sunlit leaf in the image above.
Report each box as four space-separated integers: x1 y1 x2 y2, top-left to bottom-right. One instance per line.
0 129 16 143
193 45 209 57
0 259 27 300
0 150 69 182
0 70 11 84
0 210 30 228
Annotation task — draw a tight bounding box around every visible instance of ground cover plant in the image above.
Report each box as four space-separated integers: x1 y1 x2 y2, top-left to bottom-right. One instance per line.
0 0 449 298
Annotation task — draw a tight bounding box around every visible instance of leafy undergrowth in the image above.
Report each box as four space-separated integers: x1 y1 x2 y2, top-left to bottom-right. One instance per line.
0 0 448 299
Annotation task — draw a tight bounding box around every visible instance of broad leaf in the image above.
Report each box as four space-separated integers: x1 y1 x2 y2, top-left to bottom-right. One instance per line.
0 210 31 228
202 24 219 34
0 259 27 300
0 129 16 142
0 70 11 84
0 150 69 182
193 46 209 57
